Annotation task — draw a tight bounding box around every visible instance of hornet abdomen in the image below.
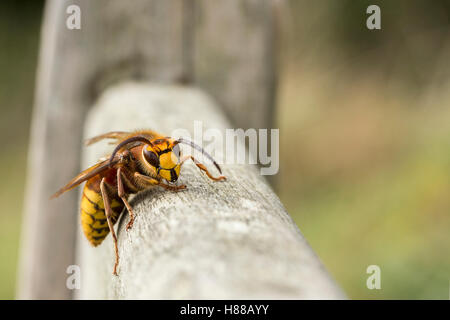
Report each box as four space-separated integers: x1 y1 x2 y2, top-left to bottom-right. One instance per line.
80 175 123 246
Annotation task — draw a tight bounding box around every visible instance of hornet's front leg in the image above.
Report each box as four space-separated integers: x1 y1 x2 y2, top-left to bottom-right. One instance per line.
100 178 120 275
133 172 187 191
117 167 137 231
180 155 226 181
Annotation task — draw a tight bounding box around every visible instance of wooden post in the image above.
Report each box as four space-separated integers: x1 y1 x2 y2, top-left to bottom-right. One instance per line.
18 0 343 299
18 0 191 300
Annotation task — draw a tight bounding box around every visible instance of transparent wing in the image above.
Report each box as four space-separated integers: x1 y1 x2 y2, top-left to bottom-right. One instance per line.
50 157 119 199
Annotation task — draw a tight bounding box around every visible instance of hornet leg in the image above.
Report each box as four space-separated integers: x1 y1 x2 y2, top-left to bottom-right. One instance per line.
100 178 120 276
133 172 187 191
117 167 136 231
180 155 226 181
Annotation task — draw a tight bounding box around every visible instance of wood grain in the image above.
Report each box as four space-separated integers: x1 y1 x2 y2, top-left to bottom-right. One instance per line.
76 83 344 299
19 0 288 299
18 0 189 299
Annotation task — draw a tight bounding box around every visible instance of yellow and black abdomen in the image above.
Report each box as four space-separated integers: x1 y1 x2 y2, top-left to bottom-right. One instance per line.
80 177 124 246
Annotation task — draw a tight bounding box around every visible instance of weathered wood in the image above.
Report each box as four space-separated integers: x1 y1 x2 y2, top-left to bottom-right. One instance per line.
76 83 344 299
18 0 190 300
193 0 278 130
19 0 280 299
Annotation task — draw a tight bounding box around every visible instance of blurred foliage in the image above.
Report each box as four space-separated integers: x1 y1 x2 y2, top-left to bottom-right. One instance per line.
279 0 450 299
0 0 449 299
0 1 44 299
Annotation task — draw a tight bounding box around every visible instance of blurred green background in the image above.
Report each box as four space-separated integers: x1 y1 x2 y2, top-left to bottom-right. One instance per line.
0 1 43 299
1 0 449 299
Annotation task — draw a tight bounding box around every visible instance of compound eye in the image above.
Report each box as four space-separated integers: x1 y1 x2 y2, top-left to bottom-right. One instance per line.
172 144 181 160
144 148 160 168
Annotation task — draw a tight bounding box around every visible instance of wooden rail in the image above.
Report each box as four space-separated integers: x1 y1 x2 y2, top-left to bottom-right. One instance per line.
18 0 344 299
75 83 344 299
